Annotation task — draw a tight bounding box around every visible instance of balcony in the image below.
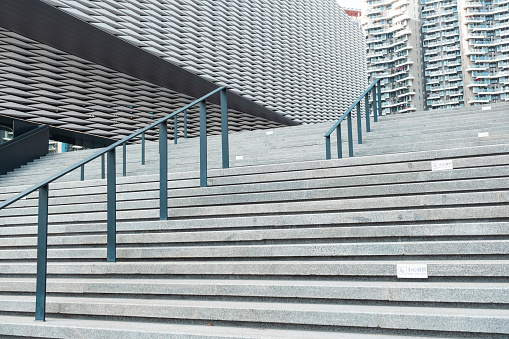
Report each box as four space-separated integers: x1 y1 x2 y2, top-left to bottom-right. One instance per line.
443 59 461 67
423 32 441 41
442 14 459 23
426 77 441 85
463 1 485 8
464 16 485 23
423 18 440 27
469 96 491 103
425 62 442 70
467 80 490 87
424 47 442 56
465 48 488 55
472 70 509 78
426 70 444 77
442 30 459 37
466 64 488 72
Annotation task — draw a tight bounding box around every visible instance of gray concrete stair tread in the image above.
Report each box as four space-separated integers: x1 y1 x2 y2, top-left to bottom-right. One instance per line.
1 205 507 228
1 260 507 277
0 315 434 339
1 240 508 260
1 278 506 304
2 222 508 246
1 295 508 334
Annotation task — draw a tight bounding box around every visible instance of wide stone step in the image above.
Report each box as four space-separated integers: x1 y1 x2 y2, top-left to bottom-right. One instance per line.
0 205 506 228
2 260 508 279
1 240 508 261
1 278 506 305
0 315 452 339
1 295 508 336
1 222 508 248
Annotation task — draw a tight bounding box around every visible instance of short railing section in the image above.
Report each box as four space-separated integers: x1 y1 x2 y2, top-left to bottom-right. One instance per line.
325 79 383 160
0 86 230 321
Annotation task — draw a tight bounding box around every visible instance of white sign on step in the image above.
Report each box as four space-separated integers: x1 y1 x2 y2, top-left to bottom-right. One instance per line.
397 264 428 279
482 106 492 111
431 160 453 171
266 131 274 135
235 156 244 160
478 132 489 138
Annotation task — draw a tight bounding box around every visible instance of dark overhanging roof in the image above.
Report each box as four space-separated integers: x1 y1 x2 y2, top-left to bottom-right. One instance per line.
0 0 298 127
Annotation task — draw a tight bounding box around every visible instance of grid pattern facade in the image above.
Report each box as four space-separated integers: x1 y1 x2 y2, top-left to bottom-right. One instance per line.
0 28 282 141
461 0 509 105
363 0 425 114
422 0 465 110
43 0 367 123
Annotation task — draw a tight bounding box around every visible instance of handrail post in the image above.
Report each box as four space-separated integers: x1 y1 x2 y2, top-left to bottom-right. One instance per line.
35 184 49 321
372 86 378 122
80 165 84 181
377 80 382 116
200 100 207 187
141 132 145 165
159 122 168 220
101 154 105 179
122 142 126 177
220 88 229 169
325 136 331 160
174 115 178 145
337 125 342 159
356 102 362 144
106 149 116 262
365 92 371 132
347 113 353 157
183 109 188 139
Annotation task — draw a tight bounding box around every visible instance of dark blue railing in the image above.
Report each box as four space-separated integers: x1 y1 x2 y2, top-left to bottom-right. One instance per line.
325 79 382 159
0 86 229 321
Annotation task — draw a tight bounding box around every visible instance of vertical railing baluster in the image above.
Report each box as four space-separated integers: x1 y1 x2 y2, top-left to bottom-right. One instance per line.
356 102 362 144
377 80 382 117
122 142 126 177
365 92 371 132
141 132 145 166
325 135 331 160
80 165 84 181
347 113 354 157
372 86 378 123
337 124 343 159
107 149 116 262
35 184 49 321
199 100 207 187
220 88 229 169
159 122 168 220
174 115 178 145
101 154 105 179
184 109 188 139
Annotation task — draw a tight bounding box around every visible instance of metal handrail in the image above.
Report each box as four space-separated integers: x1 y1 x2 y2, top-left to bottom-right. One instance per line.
325 79 383 160
0 85 229 321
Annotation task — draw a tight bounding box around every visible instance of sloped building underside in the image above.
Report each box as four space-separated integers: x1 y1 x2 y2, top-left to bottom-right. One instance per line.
0 0 366 142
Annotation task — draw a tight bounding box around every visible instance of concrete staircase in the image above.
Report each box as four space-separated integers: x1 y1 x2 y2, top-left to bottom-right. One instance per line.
0 103 509 338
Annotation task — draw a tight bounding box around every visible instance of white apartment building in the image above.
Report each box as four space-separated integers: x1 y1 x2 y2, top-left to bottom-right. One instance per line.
364 0 509 112
363 0 425 114
461 0 509 105
422 0 465 110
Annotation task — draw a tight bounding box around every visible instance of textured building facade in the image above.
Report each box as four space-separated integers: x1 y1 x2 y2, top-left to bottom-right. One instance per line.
0 27 283 142
422 0 465 110
363 0 425 114
40 0 367 124
461 0 509 105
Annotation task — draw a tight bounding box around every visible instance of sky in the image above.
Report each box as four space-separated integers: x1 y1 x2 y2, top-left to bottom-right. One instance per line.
336 0 364 11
